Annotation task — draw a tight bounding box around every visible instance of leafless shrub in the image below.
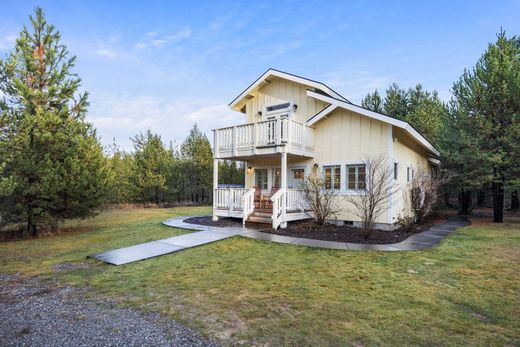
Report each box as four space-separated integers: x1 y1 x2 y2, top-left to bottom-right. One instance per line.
346 154 399 238
299 166 340 225
411 167 451 222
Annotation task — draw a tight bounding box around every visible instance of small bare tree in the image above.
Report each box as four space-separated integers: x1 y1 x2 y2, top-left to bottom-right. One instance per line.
346 154 398 238
411 167 450 222
299 166 340 225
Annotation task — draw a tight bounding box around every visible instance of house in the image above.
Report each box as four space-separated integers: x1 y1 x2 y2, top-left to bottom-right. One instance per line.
212 69 440 229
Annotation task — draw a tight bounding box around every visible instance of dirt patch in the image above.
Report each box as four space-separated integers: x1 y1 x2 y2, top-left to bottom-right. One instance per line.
184 216 243 228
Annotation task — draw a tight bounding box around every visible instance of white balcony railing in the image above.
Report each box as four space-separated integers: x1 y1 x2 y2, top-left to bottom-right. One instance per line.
214 118 314 158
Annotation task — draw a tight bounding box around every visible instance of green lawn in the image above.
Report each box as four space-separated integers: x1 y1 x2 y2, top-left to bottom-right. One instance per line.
0 207 519 346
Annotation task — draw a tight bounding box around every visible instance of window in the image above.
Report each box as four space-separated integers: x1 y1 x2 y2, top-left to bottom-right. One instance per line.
407 167 411 182
293 169 305 179
272 168 281 188
266 102 290 112
394 162 399 180
346 164 366 190
324 165 341 190
255 169 268 189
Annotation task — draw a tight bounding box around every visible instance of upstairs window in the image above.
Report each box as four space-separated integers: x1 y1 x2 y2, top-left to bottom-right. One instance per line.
324 165 341 190
347 164 366 190
266 102 290 112
394 162 399 180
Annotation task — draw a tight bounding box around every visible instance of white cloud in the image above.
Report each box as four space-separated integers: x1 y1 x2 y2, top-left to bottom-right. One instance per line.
135 27 192 50
87 93 240 150
95 48 118 59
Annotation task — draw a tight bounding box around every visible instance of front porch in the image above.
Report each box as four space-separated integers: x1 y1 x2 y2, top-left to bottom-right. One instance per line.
212 187 311 229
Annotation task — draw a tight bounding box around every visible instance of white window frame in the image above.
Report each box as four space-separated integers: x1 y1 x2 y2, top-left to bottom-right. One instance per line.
346 164 366 191
262 99 295 121
254 168 268 190
323 165 341 191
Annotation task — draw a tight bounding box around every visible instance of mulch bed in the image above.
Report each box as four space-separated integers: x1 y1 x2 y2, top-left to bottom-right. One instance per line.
183 216 243 227
184 214 449 245
267 220 417 244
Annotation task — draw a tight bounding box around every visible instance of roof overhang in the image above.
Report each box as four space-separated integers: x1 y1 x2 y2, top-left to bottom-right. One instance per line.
229 68 349 111
306 90 441 157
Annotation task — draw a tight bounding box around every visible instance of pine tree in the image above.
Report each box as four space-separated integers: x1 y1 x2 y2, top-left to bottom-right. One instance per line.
0 8 108 236
180 124 213 203
452 30 520 222
361 90 383 113
131 130 174 204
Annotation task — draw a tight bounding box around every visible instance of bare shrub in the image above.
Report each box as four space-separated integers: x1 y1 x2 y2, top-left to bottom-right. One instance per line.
411 167 450 222
346 154 398 238
299 166 340 225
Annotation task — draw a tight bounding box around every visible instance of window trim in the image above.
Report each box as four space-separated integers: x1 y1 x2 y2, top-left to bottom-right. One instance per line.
346 164 366 191
323 165 341 191
254 168 268 190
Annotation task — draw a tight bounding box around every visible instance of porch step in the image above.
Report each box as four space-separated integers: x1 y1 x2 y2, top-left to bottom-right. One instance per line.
247 215 272 224
251 212 271 218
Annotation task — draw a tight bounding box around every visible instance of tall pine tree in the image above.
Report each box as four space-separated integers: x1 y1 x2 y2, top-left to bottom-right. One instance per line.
0 8 108 235
452 30 520 222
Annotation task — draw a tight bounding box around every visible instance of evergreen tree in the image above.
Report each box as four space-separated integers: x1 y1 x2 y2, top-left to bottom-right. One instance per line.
361 90 383 113
106 140 137 204
383 83 409 119
452 30 520 222
180 124 213 202
361 83 447 147
0 8 108 236
131 130 173 204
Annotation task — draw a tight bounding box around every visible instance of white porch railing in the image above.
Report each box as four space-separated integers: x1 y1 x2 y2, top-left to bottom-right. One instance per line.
271 188 307 229
213 188 249 212
214 187 307 229
286 188 307 212
242 188 255 224
214 118 314 158
270 189 285 229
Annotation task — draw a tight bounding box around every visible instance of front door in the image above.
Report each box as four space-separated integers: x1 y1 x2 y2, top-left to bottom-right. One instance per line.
288 168 305 189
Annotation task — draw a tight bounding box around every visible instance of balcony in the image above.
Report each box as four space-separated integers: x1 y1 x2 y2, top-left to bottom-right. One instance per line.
213 118 314 159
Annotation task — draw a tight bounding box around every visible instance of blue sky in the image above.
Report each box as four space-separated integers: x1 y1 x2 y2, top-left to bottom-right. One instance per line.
1 1 519 150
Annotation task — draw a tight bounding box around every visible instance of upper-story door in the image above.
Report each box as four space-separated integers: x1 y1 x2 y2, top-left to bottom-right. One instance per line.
262 100 295 144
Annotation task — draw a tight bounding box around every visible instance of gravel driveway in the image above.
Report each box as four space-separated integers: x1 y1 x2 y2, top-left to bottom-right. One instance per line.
0 274 218 347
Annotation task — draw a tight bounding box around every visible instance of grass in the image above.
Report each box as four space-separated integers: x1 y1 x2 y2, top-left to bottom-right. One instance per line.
0 207 519 346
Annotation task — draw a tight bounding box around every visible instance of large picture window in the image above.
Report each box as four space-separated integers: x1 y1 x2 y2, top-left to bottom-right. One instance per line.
324 165 341 190
346 164 366 190
255 169 268 190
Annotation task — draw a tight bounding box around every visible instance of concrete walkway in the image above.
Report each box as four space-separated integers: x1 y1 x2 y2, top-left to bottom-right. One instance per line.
90 216 469 265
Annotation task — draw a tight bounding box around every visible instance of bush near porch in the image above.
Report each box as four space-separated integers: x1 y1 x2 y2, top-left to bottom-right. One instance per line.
0 207 519 346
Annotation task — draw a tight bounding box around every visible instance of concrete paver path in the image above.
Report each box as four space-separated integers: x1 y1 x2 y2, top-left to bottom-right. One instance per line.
90 216 469 265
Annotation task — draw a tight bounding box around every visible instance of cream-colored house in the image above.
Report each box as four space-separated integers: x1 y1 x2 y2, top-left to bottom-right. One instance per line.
212 69 440 229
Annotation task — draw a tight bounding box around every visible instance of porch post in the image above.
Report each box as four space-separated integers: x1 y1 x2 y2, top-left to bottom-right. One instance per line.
212 158 219 221
281 152 288 228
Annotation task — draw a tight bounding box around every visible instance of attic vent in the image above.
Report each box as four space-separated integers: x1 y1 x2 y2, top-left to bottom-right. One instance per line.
266 102 290 112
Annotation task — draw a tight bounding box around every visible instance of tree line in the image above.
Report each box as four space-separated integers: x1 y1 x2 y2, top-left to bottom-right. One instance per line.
1 9 518 236
0 8 243 236
361 30 520 222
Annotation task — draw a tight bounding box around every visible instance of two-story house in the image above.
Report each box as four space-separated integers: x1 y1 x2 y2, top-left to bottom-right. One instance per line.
212 69 440 229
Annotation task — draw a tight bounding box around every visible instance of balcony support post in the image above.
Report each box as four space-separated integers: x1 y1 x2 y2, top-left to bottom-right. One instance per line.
280 151 288 228
212 158 219 221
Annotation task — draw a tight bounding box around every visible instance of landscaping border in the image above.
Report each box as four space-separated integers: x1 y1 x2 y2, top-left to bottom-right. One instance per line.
162 216 470 251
